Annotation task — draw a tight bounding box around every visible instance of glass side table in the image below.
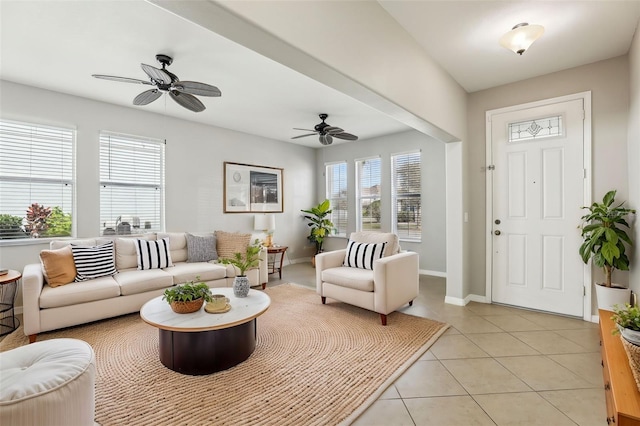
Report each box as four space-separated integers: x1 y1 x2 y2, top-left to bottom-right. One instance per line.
0 270 21 336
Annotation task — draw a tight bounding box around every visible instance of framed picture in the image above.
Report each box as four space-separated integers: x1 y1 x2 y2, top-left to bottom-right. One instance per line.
224 162 283 213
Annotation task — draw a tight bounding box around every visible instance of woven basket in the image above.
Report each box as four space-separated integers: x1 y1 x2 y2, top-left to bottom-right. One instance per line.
621 337 640 392
170 298 204 314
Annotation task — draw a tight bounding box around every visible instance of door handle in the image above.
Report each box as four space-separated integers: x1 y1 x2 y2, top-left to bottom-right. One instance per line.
494 230 501 236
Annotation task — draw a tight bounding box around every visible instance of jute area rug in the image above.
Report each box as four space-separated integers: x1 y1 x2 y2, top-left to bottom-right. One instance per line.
1 283 447 426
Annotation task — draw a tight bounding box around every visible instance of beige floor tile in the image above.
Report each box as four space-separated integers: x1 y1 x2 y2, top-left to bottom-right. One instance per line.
351 399 415 426
483 314 547 332
521 312 596 330
443 327 461 335
404 396 496 426
539 388 607 426
445 316 504 334
394 360 467 398
378 385 401 400
496 355 594 391
430 334 490 360
511 330 590 354
473 392 576 426
466 333 539 357
466 302 525 316
555 328 602 352
419 350 437 361
547 352 604 386
441 358 531 394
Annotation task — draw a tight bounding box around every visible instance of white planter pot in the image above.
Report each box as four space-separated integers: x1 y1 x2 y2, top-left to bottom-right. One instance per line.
595 284 631 311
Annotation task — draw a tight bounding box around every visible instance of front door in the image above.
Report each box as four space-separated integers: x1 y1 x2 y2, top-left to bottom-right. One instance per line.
489 97 587 317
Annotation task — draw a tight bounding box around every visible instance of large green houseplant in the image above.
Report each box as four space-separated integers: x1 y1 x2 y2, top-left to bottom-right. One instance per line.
301 199 336 255
579 190 636 309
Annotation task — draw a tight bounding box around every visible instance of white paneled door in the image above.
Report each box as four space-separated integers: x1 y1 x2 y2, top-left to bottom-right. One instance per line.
490 98 586 317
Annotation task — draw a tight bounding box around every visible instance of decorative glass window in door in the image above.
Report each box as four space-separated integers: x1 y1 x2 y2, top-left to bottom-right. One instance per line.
508 115 563 143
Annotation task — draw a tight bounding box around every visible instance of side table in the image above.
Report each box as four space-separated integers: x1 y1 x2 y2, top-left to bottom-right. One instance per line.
267 246 288 281
0 270 21 336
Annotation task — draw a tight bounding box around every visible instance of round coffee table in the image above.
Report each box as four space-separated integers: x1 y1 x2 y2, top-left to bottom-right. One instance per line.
140 288 270 375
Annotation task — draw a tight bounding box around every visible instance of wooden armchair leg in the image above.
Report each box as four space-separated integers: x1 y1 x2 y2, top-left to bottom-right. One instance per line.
28 334 37 343
409 300 413 306
380 314 387 326
321 296 326 304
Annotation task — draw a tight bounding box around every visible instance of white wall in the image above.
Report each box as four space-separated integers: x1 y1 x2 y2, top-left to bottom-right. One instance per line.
467 56 631 305
317 130 446 274
628 26 640 295
0 80 317 307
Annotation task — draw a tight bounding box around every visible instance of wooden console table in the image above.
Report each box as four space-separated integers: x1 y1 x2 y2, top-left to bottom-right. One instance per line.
599 309 640 425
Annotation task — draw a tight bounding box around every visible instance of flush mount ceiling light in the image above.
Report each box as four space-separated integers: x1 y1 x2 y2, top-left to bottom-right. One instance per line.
499 23 545 55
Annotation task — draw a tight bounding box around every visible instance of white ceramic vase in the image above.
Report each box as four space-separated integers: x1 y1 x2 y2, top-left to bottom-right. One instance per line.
233 276 250 298
595 284 631 311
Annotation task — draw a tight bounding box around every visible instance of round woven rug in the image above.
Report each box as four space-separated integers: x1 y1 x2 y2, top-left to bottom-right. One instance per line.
1 283 447 426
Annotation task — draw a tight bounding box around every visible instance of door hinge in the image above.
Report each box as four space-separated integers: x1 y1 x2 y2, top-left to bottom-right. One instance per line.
487 165 495 171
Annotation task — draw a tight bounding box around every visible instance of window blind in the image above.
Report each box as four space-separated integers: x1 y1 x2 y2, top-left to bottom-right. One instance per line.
0 119 74 240
392 151 421 241
356 157 381 232
326 162 347 236
99 132 164 235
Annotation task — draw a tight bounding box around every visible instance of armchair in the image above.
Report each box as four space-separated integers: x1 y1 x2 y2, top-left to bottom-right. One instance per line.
315 232 419 325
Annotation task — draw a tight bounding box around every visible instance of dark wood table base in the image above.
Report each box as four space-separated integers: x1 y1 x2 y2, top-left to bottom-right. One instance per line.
158 319 257 375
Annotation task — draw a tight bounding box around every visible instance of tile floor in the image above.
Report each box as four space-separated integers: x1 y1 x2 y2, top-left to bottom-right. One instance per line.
271 263 607 426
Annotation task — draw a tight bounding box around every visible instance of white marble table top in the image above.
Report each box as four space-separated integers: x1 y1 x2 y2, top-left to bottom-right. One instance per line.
140 288 270 332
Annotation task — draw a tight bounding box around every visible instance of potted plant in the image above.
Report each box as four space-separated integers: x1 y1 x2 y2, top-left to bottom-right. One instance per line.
612 304 640 346
219 239 262 297
162 276 213 314
579 190 636 311
301 199 336 266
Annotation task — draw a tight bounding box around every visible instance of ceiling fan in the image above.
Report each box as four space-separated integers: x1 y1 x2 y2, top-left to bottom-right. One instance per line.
92 54 221 113
292 113 358 145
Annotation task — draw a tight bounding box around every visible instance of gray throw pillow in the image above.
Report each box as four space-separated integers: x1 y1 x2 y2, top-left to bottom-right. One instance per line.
185 233 218 262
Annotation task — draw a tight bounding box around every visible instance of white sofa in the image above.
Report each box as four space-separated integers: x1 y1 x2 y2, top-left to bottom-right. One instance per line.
22 232 268 342
315 232 419 325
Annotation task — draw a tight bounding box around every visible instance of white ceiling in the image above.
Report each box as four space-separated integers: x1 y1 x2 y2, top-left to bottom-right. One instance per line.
1 1 639 146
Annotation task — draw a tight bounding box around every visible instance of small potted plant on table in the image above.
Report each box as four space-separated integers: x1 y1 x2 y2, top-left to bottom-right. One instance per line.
162 277 213 314
220 239 262 297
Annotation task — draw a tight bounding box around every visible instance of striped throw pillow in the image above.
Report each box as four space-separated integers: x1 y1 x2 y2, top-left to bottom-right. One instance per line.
135 238 173 270
343 240 387 270
71 241 117 282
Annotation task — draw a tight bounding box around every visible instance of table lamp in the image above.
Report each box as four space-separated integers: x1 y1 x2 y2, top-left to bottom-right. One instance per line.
254 214 275 247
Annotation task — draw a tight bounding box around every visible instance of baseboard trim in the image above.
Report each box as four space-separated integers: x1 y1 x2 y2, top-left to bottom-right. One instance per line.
419 269 446 278
591 314 599 324
445 293 488 306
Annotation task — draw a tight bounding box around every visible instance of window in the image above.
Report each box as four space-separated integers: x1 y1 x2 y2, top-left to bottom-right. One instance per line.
392 151 421 241
325 162 347 236
355 157 381 232
0 119 74 240
99 132 164 235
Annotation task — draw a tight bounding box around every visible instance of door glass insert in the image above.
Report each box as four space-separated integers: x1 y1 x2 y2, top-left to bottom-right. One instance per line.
508 115 562 142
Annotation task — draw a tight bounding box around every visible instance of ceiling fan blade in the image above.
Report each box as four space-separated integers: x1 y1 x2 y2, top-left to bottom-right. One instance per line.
291 133 317 139
169 91 205 112
323 126 344 135
319 134 333 145
293 128 317 132
333 132 358 141
175 81 222 97
92 74 153 85
141 63 172 85
133 89 161 106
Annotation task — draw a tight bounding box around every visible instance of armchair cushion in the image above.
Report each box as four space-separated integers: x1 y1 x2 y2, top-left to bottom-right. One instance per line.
343 240 386 270
322 267 374 292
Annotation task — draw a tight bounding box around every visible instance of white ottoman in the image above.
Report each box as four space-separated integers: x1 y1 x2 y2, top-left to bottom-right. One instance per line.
0 338 96 426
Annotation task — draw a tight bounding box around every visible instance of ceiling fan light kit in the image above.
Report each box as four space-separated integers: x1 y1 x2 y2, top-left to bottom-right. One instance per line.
292 113 359 145
499 23 544 55
92 54 221 112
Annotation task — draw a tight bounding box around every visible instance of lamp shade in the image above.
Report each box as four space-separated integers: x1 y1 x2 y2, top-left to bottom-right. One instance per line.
254 214 275 231
499 23 544 55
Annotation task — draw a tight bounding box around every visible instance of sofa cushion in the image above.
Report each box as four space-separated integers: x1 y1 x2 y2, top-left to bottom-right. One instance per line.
39 246 77 287
114 268 174 296
343 240 386 270
186 233 218 262
215 231 251 260
348 232 399 258
115 237 149 270
71 241 117 282
50 239 97 250
40 276 120 309
156 232 187 263
164 262 227 285
134 238 173 270
321 267 374 292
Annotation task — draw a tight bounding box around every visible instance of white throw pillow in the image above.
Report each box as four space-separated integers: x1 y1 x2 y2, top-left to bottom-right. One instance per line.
343 240 386 270
135 238 173 270
71 241 117 282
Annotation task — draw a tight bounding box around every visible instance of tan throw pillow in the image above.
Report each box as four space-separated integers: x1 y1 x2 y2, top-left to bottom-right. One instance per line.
215 231 251 260
40 246 77 287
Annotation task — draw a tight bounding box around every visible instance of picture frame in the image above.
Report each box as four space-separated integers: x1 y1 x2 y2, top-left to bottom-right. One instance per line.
224 162 283 213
